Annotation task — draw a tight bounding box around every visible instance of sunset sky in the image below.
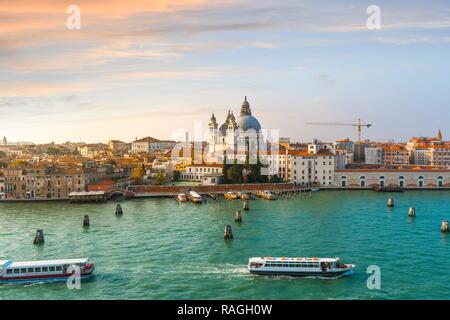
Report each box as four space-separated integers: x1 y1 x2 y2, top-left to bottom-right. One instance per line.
1 0 450 143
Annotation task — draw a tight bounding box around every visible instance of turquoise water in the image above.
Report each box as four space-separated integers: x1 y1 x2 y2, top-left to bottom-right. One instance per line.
0 190 449 300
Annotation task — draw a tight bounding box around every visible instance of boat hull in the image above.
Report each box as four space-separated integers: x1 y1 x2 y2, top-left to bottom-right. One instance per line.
0 270 95 285
249 269 352 278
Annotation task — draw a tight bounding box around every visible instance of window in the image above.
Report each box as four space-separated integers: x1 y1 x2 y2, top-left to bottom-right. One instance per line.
7 269 12 274
13 269 20 274
35 267 41 272
379 176 385 187
27 268 34 273
42 267 48 272
418 176 424 188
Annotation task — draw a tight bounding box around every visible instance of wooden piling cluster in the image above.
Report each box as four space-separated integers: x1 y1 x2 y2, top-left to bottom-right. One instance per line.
83 215 90 227
33 229 44 245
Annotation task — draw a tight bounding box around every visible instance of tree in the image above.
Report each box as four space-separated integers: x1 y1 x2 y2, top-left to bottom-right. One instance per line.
45 147 61 156
227 165 243 183
130 164 145 184
8 160 29 169
154 172 165 185
172 170 181 182
0 151 6 158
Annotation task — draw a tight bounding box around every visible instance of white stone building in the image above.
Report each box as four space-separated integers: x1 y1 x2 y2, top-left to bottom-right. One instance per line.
335 164 450 188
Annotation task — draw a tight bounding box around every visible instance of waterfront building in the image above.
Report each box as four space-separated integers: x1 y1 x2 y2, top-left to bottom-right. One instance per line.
180 163 223 182
1 165 106 200
289 149 336 186
132 137 176 154
335 164 450 188
266 140 343 186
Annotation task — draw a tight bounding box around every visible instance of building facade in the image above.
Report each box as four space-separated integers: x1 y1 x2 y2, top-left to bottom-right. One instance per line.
132 137 176 153
181 164 223 181
1 166 106 200
335 165 450 188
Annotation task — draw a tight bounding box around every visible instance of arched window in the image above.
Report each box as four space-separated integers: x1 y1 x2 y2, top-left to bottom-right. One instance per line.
418 176 424 188
379 176 385 187
341 176 347 187
438 176 444 187
360 176 366 187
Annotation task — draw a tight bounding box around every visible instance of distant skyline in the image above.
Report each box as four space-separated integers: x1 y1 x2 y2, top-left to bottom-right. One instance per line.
1 0 450 144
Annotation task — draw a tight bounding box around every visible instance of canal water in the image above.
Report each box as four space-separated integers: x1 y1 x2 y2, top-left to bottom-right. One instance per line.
0 190 449 299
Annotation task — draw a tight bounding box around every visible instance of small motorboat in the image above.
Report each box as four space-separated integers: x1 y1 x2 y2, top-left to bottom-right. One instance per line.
248 256 354 278
0 258 95 284
177 193 189 202
239 193 250 200
188 191 203 203
224 192 238 200
262 190 277 200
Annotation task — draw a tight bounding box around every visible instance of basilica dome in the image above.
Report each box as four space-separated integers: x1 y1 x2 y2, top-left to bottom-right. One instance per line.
236 97 261 132
237 115 261 132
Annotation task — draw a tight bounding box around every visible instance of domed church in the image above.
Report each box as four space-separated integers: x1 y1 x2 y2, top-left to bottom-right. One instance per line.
208 97 262 154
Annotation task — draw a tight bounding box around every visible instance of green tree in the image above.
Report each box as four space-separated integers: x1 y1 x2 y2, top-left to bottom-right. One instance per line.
45 147 61 156
227 165 243 183
0 151 6 158
172 170 181 182
154 172 165 185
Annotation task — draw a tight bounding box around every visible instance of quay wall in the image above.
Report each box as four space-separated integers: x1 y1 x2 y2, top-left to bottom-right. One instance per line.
129 183 297 197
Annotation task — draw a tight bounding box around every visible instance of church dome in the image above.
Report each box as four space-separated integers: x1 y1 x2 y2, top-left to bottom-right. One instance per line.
237 115 261 132
237 96 261 132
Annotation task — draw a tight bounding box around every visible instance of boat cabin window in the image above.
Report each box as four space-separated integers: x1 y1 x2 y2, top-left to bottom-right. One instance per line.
27 268 34 273
13 269 20 274
35 267 41 272
56 266 62 271
42 267 49 272
20 268 27 273
7 269 12 274
49 266 56 272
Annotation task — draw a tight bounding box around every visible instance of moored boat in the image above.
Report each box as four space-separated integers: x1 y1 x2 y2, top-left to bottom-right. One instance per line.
239 192 250 200
0 258 95 284
177 193 189 202
261 190 278 200
224 192 238 200
188 190 203 203
248 257 354 278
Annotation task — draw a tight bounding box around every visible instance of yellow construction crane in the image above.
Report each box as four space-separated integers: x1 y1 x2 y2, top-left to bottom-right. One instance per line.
307 118 372 162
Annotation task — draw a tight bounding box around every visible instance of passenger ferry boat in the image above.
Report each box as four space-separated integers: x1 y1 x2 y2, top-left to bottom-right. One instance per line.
0 258 95 284
188 190 203 203
248 257 354 278
177 193 189 202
